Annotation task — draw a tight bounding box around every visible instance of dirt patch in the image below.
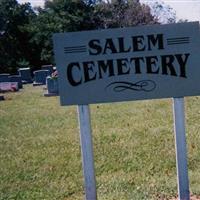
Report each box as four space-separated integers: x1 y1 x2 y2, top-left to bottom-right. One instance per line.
169 195 200 200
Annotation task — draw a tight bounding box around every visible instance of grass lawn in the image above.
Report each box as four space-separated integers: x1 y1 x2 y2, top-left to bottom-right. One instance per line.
0 85 200 200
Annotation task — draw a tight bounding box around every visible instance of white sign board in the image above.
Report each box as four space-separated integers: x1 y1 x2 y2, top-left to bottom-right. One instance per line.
53 22 200 105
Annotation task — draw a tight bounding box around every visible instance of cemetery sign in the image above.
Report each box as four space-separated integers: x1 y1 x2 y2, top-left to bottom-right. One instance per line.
53 22 200 105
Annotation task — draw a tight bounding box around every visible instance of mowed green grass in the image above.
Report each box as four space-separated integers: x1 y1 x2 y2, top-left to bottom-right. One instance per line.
0 85 200 200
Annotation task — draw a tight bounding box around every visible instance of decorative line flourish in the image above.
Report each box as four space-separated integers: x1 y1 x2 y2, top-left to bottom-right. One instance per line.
64 45 87 54
106 80 156 92
167 37 190 45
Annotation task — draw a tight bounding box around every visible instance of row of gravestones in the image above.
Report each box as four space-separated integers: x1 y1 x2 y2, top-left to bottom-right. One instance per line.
0 65 59 98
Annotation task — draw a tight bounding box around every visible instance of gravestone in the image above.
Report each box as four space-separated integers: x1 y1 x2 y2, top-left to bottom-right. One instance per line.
0 82 19 92
41 65 54 75
33 70 50 86
9 75 23 89
18 68 32 83
44 76 59 96
0 74 10 82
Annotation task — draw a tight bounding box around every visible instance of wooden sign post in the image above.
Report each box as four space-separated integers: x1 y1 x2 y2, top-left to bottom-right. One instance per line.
53 22 200 200
173 98 190 200
77 105 97 200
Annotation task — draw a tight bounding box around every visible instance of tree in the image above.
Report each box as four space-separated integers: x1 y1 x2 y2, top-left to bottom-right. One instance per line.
0 0 36 74
93 0 158 29
141 0 176 24
24 0 97 67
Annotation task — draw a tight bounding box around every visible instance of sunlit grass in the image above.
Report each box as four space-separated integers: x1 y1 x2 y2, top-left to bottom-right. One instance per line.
0 85 199 199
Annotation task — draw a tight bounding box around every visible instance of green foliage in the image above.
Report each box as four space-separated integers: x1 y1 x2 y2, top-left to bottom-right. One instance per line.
0 0 36 74
25 0 97 65
17 58 30 68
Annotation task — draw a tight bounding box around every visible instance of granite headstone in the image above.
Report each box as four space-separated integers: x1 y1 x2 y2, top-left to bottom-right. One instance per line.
41 65 54 75
44 76 59 96
9 75 23 89
18 68 32 83
33 70 50 85
0 74 10 82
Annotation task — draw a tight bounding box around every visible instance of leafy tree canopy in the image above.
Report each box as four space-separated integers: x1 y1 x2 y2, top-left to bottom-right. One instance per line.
0 0 36 73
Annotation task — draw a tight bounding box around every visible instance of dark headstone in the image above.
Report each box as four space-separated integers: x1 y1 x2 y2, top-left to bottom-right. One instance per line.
33 70 50 85
9 75 23 89
41 65 54 75
18 68 32 83
0 74 10 82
